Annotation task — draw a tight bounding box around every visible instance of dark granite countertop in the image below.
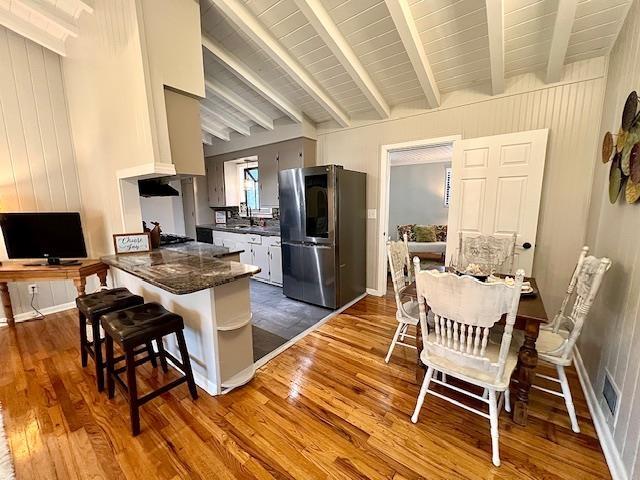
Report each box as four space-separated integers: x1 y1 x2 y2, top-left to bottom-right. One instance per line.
101 242 260 295
196 224 281 237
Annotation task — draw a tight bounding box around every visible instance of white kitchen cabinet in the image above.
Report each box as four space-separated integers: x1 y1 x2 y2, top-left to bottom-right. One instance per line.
268 243 282 285
251 243 270 281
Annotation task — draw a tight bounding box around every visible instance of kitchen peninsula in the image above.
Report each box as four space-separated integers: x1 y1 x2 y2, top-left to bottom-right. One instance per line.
101 242 260 395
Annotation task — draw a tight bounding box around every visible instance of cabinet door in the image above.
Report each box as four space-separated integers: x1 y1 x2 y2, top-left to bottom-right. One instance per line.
207 159 225 207
268 245 282 285
258 144 279 207
237 241 252 265
251 243 270 281
278 138 304 171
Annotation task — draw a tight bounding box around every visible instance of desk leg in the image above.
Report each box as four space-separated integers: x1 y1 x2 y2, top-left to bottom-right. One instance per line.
97 268 108 289
73 277 86 298
512 319 540 425
1 282 15 327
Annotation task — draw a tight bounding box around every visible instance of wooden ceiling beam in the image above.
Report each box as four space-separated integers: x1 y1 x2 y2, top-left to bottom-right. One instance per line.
12 0 79 37
201 118 230 142
293 0 389 118
211 0 350 127
485 0 505 95
384 0 440 108
200 102 251 136
205 76 274 131
202 130 214 145
546 0 578 83
202 34 303 123
0 7 66 56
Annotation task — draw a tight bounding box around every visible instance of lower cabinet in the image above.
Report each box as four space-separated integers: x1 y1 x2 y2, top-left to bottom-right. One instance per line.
207 230 282 286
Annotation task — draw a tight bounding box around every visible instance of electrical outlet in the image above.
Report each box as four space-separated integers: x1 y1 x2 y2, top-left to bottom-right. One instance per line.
28 284 38 294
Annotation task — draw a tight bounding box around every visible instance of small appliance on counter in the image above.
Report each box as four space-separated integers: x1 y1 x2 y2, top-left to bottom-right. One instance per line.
159 233 194 246
278 165 366 309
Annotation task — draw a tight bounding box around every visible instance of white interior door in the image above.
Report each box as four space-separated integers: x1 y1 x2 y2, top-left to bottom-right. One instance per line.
445 129 548 274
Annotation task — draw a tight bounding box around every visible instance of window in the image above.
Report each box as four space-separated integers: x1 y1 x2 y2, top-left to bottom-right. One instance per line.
444 167 452 207
244 167 260 210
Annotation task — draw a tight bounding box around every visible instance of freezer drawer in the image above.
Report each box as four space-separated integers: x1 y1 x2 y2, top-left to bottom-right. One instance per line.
282 242 304 301
301 243 336 309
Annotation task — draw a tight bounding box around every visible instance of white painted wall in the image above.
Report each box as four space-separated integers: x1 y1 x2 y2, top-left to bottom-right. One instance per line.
0 25 83 316
388 162 450 240
139 181 186 235
582 2 640 478
318 57 607 314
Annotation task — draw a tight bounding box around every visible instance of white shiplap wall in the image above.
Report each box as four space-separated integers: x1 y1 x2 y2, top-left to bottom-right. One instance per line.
318 57 607 317
583 0 640 477
0 25 81 317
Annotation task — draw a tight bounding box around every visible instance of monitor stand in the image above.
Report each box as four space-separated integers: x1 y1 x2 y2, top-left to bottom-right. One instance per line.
22 258 82 267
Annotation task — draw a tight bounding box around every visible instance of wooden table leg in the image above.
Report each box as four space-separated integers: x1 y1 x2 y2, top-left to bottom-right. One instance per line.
97 268 109 289
1 282 15 327
73 277 87 297
512 318 540 425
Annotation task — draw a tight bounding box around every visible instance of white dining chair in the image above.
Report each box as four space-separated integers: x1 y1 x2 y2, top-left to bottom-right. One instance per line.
411 258 525 467
456 232 518 275
385 238 418 363
533 246 611 433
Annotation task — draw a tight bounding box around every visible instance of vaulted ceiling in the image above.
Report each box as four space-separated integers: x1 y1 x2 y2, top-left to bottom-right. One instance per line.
200 0 633 143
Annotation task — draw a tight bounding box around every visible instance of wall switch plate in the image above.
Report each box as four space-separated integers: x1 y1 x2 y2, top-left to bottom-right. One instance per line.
367 209 377 219
28 284 38 294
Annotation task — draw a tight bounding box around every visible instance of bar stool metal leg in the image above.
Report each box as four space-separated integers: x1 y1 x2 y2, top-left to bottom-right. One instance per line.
106 335 115 399
145 342 157 368
92 321 104 391
176 330 198 400
125 347 140 436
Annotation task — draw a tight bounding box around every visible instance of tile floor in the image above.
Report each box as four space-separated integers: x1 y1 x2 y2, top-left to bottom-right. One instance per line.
250 280 332 361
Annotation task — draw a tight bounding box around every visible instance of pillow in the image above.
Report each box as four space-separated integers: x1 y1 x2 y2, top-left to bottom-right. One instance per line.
414 225 436 242
434 224 448 242
397 224 416 241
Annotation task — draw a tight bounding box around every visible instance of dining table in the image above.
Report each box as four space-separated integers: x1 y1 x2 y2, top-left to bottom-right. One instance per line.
414 274 550 427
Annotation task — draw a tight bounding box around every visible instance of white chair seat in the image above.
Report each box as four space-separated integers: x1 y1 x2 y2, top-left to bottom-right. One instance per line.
419 331 520 390
398 299 420 325
537 329 571 365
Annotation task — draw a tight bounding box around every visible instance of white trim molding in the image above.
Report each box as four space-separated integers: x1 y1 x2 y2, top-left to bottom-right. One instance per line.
573 348 628 480
0 301 76 325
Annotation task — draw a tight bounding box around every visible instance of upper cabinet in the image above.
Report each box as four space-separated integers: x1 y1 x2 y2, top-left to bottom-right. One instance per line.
205 137 317 208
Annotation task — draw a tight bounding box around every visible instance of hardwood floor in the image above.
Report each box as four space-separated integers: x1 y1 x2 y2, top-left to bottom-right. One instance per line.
0 292 610 479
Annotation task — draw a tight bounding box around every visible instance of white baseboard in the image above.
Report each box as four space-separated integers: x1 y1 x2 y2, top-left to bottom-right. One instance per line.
253 292 367 370
573 348 628 480
0 301 76 326
366 288 384 296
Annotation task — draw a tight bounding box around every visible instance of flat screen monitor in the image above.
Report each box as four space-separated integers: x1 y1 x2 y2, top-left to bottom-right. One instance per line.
0 212 87 265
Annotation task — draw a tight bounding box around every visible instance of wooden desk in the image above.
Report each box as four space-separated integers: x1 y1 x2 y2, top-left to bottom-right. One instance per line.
415 276 549 427
0 260 109 327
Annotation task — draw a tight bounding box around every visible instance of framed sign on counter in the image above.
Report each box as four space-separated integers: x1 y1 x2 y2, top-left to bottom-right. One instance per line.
113 233 151 254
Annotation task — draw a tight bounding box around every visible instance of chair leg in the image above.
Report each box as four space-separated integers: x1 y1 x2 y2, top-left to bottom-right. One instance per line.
92 321 104 392
105 336 115 399
146 342 157 368
176 330 198 400
504 388 511 413
156 337 169 373
125 347 140 436
488 389 500 467
385 323 403 363
79 312 88 368
557 364 580 433
411 366 434 423
482 388 489 399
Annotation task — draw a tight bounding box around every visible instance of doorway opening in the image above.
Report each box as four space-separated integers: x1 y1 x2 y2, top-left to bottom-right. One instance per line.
377 135 461 295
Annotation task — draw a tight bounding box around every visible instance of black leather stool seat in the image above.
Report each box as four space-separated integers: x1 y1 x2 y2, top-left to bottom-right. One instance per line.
101 302 183 349
76 288 143 323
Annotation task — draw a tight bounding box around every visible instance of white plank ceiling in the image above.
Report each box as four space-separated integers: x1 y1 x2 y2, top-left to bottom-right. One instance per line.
200 0 632 142
0 0 632 144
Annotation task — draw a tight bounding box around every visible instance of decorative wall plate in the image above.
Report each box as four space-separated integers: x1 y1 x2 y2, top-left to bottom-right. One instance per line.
622 91 638 130
610 157 623 204
602 131 613 163
631 144 640 183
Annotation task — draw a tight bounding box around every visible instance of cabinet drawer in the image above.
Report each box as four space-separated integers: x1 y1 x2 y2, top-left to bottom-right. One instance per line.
246 234 262 245
268 237 281 247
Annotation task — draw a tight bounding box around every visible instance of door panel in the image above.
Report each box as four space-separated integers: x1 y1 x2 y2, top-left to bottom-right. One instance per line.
301 244 336 308
282 242 303 300
269 245 282 285
446 129 548 274
252 243 270 281
278 169 305 243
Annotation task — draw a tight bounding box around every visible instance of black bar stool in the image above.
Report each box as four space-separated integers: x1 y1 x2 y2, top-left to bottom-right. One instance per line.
76 288 151 391
101 302 198 436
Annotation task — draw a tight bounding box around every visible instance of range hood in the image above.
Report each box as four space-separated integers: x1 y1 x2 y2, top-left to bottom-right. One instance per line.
138 178 179 197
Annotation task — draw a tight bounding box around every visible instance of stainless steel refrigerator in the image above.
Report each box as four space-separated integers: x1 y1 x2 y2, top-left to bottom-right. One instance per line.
279 165 366 309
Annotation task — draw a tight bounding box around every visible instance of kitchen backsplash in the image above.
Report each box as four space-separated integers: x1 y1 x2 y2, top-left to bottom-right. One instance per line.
211 206 280 227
